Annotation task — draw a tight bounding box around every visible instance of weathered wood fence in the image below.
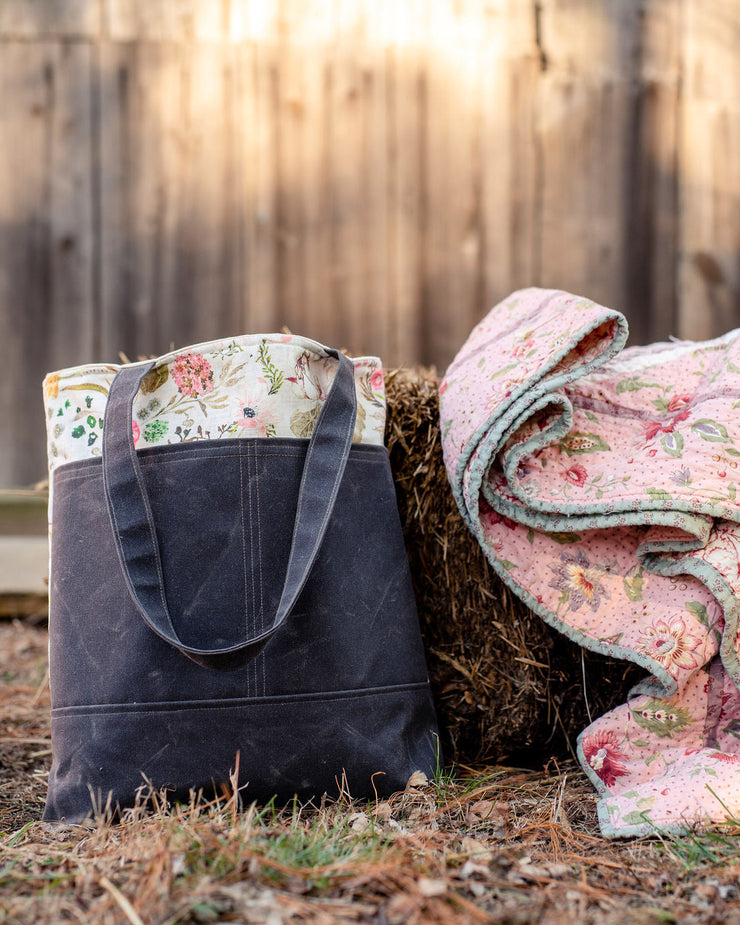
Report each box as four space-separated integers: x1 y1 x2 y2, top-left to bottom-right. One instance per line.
0 0 738 487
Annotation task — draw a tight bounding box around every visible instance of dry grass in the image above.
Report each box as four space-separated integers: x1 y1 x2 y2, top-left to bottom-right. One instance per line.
3 619 740 924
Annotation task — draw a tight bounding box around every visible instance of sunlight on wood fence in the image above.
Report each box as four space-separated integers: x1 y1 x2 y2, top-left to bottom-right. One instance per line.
0 0 738 485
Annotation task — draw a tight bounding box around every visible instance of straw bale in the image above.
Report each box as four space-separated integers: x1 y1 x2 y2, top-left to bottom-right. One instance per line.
384 367 642 768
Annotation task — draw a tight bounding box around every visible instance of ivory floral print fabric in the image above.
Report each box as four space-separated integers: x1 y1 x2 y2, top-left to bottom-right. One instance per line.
440 287 740 838
43 333 387 473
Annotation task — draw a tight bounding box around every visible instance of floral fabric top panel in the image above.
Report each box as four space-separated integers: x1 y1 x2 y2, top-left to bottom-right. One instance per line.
440 287 740 838
43 333 387 472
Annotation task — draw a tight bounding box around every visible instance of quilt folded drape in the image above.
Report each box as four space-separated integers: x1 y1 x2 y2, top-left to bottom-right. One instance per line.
440 287 740 837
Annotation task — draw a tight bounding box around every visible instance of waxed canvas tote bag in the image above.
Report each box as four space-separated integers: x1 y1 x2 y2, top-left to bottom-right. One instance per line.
41 334 439 823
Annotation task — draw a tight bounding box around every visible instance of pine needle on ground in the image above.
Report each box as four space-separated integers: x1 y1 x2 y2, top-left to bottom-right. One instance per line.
2 620 740 925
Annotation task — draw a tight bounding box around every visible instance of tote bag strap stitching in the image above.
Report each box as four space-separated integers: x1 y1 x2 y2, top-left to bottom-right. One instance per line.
285 351 355 592
103 362 179 641
267 351 356 642
124 367 174 634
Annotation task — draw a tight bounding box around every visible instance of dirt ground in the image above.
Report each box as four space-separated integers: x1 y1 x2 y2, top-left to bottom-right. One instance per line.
2 617 740 924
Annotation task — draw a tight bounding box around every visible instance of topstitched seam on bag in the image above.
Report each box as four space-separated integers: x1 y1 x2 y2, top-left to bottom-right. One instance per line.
53 447 386 483
105 370 170 642
132 435 380 455
52 433 385 470
285 356 350 626
253 442 266 696
50 682 432 716
238 443 250 697
53 453 384 483
293 356 351 567
135 442 384 461
58 440 384 464
294 354 352 533
136 453 383 467
247 442 257 696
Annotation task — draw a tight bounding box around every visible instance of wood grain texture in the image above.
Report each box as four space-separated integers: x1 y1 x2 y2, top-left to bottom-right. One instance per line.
678 0 740 340
0 0 739 486
0 0 99 37
0 42 95 486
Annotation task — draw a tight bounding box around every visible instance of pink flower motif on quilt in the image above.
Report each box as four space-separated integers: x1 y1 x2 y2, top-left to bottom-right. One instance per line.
512 337 535 359
172 353 214 398
641 395 692 444
636 617 703 674
131 420 140 445
581 729 628 787
709 752 740 763
548 551 610 612
564 463 588 487
479 498 518 531
667 394 692 413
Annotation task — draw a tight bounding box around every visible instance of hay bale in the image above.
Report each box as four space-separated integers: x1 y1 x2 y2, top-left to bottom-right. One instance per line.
384 367 642 769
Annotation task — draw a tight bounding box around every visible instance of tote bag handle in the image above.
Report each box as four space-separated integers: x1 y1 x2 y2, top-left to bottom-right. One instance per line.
102 350 357 670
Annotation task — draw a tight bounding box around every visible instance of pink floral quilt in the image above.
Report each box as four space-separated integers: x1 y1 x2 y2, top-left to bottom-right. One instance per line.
439 287 740 838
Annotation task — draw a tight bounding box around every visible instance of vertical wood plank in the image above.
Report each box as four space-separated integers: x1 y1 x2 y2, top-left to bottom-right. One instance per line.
300 48 333 345
0 42 94 486
480 0 539 316
678 0 740 340
0 1 99 37
422 0 489 369
235 42 279 333
274 8 309 338
0 44 51 486
98 42 182 358
328 0 367 354
100 41 241 356
622 0 682 343
359 36 390 361
171 44 235 345
420 0 454 367
228 0 280 42
49 42 96 365
537 0 638 319
386 14 426 368
105 0 226 41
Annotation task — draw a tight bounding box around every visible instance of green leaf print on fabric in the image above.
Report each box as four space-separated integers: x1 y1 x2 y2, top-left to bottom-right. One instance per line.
623 565 645 602
616 377 663 394
691 419 732 443
631 699 693 738
661 431 684 458
257 341 284 395
558 432 611 456
143 420 169 443
621 810 655 828
685 601 710 628
645 487 672 502
545 532 582 545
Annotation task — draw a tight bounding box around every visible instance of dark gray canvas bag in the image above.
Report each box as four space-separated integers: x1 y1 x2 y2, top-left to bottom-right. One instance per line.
42 341 439 822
